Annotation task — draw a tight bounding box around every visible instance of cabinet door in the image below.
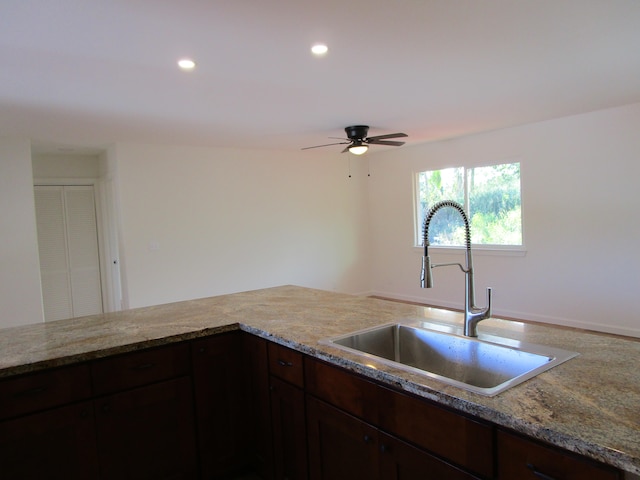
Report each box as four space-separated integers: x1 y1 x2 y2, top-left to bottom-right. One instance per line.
497 430 621 480
306 395 379 480
0 401 99 479
95 376 198 480
192 332 251 478
244 333 275 480
378 432 480 480
270 375 308 480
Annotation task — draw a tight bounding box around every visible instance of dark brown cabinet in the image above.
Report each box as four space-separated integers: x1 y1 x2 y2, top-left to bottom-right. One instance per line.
92 342 197 479
378 431 477 480
95 376 198 479
497 429 621 480
305 357 483 480
0 400 98 479
0 363 98 479
377 385 494 478
244 333 274 480
307 395 378 480
307 395 477 480
268 342 308 480
0 331 628 480
192 332 251 478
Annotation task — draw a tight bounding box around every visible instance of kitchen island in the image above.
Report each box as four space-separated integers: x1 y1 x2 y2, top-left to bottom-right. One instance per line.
0 285 638 478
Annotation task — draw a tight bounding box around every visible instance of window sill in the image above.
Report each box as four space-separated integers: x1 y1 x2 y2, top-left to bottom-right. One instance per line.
413 245 527 257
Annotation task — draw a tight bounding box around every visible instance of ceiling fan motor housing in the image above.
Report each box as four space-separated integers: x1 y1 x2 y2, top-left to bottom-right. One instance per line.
345 125 369 140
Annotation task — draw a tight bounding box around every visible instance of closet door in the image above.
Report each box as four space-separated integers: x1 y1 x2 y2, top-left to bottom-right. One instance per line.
35 186 103 321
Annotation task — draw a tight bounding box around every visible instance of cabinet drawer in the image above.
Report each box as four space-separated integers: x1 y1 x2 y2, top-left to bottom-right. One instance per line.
305 357 378 424
497 430 621 480
268 342 304 388
378 386 494 478
0 363 92 421
92 342 190 395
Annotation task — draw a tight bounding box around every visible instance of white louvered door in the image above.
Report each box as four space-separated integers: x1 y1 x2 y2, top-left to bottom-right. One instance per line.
34 186 103 321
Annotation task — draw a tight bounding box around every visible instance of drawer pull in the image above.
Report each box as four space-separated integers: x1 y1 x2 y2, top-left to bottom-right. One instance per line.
527 463 558 480
14 386 48 397
277 359 294 367
131 362 156 371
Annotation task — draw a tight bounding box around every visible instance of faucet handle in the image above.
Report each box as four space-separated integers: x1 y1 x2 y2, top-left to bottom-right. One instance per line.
484 287 492 317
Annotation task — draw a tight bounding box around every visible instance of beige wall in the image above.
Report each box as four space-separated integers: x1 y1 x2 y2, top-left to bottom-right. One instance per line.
2 102 639 337
368 103 640 337
0 138 44 327
113 143 371 309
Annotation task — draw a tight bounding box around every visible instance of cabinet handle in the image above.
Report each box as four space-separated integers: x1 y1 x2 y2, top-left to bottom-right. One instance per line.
380 444 390 453
131 362 156 371
526 463 558 480
277 359 294 367
363 434 372 444
13 386 48 397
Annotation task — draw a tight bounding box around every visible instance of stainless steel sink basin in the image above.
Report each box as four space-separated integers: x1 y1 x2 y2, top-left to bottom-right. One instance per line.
320 322 578 396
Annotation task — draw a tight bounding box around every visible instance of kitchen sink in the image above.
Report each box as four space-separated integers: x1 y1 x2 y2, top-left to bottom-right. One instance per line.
320 322 578 396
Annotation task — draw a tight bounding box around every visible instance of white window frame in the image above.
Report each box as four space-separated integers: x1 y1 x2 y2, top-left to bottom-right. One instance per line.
413 161 526 256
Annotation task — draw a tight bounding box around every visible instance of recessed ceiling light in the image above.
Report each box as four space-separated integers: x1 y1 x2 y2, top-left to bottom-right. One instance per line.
311 44 328 56
177 58 196 70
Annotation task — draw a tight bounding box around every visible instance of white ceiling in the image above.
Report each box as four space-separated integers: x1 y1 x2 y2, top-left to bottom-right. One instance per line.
1 0 640 155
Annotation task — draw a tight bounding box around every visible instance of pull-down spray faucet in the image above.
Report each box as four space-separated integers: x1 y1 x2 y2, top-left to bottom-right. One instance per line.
420 200 492 337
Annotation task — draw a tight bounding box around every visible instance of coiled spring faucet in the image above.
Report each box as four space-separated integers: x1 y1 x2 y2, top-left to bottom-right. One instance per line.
420 200 492 337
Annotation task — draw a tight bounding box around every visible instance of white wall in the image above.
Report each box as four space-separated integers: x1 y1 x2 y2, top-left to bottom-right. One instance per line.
368 103 640 337
32 154 99 179
113 143 371 308
3 103 639 337
0 138 45 328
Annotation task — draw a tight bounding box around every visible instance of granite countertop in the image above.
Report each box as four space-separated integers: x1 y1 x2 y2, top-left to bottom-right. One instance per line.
0 285 638 476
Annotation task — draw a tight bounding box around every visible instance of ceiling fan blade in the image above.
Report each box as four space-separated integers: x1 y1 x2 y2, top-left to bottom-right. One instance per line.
366 139 406 147
366 132 408 141
341 146 351 153
301 141 349 150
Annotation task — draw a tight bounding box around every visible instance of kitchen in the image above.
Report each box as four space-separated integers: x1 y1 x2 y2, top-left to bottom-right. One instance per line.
0 1 639 478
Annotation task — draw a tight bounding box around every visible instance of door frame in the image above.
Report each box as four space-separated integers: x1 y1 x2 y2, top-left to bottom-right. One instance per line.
33 177 121 314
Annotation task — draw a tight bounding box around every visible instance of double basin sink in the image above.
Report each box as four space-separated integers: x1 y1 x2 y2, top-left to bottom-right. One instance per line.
320 321 578 396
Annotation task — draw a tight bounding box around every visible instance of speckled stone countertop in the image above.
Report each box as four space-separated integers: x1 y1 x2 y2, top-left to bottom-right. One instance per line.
1 285 638 476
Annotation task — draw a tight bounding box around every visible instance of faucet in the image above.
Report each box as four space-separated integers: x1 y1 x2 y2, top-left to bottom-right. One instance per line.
420 200 492 337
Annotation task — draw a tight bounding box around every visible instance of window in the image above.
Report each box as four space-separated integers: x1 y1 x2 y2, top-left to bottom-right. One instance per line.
415 162 522 247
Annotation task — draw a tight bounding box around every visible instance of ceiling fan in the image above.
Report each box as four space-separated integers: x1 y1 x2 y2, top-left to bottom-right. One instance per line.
302 125 407 155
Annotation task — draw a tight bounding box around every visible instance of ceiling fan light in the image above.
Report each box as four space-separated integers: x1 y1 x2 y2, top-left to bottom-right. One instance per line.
311 43 328 56
349 144 368 155
177 58 196 70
